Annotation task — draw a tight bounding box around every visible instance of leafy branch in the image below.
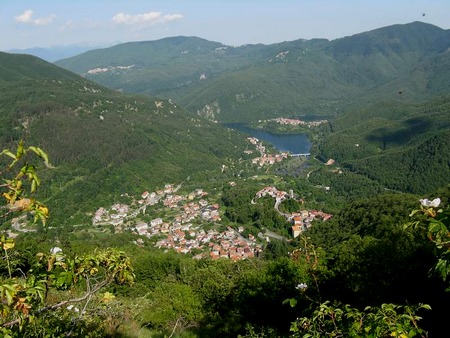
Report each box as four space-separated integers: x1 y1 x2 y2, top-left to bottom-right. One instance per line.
1 248 134 330
0 141 135 336
1 140 52 225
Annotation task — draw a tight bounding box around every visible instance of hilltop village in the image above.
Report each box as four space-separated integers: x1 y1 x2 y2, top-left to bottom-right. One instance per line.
93 184 262 260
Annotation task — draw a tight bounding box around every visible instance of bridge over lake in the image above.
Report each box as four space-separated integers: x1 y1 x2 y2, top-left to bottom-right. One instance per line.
290 153 310 157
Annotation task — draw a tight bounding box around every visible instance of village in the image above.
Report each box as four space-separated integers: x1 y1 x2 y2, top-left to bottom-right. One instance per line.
90 135 331 261
91 181 331 261
269 117 328 127
254 185 332 238
246 136 289 166
92 183 263 260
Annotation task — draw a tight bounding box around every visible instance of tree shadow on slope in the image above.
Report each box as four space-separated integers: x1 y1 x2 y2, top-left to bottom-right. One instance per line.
365 117 431 150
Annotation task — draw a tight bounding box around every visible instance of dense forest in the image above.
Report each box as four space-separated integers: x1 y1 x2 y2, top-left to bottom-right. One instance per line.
314 96 450 194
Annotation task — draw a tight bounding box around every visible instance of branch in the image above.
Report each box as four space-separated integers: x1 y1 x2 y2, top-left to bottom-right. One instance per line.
0 209 14 220
169 316 184 338
2 276 113 328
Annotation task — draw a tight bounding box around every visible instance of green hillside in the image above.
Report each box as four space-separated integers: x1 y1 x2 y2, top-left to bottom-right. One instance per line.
315 95 450 194
0 52 248 224
0 52 82 81
55 22 450 122
54 36 273 97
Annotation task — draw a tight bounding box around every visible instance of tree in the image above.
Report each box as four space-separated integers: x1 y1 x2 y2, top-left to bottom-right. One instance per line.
286 236 430 338
135 282 204 335
408 197 450 283
290 301 430 338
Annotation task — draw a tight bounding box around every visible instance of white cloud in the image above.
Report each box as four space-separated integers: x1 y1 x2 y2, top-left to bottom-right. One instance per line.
58 20 74 32
15 9 55 26
15 10 33 23
112 11 183 28
163 14 184 22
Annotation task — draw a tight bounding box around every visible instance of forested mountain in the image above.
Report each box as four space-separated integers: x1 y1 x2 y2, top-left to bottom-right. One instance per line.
0 52 82 81
315 95 450 194
0 52 248 224
55 20 450 196
55 21 450 122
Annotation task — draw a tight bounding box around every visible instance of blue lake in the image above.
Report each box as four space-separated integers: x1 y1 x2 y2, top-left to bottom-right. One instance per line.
224 123 311 154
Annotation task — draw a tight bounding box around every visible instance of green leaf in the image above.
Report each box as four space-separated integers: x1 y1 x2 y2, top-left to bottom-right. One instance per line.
0 149 17 160
16 140 24 159
420 304 431 311
4 288 15 305
289 298 298 308
28 146 51 167
31 179 37 193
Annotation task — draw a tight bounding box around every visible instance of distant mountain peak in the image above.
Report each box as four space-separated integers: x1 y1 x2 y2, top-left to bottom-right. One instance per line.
54 21 450 122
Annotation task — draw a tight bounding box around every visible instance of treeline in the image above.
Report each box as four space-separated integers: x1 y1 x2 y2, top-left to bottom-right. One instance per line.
349 130 450 193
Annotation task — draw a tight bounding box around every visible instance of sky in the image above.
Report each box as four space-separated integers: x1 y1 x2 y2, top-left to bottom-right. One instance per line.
1 0 449 51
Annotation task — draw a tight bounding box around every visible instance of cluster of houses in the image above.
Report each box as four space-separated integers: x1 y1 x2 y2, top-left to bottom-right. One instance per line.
290 210 333 238
92 184 261 260
247 137 265 153
269 117 328 127
256 186 291 200
86 65 135 75
252 153 289 166
269 50 290 63
247 137 289 167
254 186 332 238
156 226 261 261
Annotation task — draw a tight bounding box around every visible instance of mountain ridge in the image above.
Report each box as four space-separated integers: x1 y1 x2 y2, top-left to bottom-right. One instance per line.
54 21 450 122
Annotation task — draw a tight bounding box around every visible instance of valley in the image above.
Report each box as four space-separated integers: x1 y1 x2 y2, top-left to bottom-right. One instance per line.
1 20 450 337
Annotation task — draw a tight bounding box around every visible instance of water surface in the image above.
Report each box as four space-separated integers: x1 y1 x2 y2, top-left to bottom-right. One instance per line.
225 123 311 154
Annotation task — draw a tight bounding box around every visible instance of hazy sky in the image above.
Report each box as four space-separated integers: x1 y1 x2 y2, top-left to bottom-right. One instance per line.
1 0 449 50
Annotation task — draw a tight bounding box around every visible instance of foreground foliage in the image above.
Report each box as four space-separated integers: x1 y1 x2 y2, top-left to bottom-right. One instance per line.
2 143 450 337
291 302 430 338
0 143 134 337
289 194 450 338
